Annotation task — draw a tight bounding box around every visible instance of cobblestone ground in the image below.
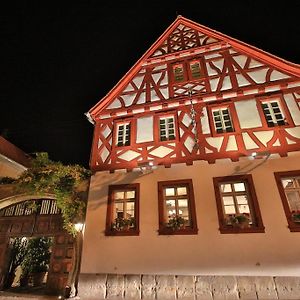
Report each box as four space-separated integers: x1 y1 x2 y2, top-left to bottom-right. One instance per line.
0 291 59 299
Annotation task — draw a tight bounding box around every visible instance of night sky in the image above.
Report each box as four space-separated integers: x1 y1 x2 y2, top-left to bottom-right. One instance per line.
1 1 299 168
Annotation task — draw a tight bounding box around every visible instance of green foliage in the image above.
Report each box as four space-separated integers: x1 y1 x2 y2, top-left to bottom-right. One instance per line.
21 237 52 274
15 152 91 235
167 215 186 230
112 217 135 231
0 177 16 184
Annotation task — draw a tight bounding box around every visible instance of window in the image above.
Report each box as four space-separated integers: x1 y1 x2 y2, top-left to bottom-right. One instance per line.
213 175 264 234
105 184 139 236
212 107 234 133
173 63 185 82
159 116 176 141
274 170 300 232
171 58 203 83
261 100 286 127
116 122 131 147
189 60 202 79
158 179 198 235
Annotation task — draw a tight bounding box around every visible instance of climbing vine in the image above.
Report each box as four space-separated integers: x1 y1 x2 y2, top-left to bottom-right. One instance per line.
15 152 91 236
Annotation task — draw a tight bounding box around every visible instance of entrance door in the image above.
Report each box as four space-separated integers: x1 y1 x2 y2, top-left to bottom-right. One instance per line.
0 199 74 295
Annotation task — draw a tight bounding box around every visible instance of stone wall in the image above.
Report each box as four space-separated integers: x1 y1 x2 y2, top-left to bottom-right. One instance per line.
78 274 300 300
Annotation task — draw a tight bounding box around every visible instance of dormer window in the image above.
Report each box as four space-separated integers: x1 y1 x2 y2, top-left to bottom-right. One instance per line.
159 116 175 141
116 122 131 147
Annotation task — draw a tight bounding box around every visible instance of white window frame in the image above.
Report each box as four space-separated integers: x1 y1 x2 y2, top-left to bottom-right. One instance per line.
261 100 285 126
212 107 234 133
159 116 176 141
116 122 131 146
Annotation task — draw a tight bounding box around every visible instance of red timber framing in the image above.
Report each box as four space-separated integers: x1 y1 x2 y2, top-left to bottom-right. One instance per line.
87 16 300 172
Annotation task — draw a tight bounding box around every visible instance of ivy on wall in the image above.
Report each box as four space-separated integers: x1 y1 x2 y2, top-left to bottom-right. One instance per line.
15 152 91 236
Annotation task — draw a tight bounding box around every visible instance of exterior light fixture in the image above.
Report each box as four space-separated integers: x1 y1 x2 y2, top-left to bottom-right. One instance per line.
74 222 84 232
138 161 154 174
251 152 257 158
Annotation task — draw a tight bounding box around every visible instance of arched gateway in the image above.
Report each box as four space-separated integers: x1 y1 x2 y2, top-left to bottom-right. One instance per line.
0 194 74 295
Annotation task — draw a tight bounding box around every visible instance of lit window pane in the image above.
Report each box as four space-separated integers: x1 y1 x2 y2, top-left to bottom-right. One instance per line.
177 187 187 195
166 188 175 196
115 192 125 199
224 205 236 214
115 203 124 218
282 179 295 188
222 196 234 205
166 199 176 207
220 184 232 193
126 191 135 199
233 182 245 192
286 191 300 211
236 195 248 204
238 205 250 213
127 202 135 211
178 199 188 207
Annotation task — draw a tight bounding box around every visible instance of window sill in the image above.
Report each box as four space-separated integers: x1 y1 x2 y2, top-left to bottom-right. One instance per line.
158 227 198 235
105 229 140 236
219 226 265 234
288 223 300 232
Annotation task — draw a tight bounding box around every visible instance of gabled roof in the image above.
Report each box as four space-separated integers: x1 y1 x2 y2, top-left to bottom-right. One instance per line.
87 15 300 121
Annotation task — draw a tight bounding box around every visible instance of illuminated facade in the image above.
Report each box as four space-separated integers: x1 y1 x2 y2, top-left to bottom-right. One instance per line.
80 16 300 299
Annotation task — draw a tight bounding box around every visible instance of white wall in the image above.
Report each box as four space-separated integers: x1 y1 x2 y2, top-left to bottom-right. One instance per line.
0 155 26 178
81 152 300 276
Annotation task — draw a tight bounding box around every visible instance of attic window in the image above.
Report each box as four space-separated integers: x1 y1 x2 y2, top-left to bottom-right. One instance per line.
173 64 185 82
212 107 234 133
189 60 201 79
116 123 131 147
261 101 286 127
159 116 175 141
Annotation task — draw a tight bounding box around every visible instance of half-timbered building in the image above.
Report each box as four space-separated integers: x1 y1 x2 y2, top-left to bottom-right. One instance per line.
79 16 300 299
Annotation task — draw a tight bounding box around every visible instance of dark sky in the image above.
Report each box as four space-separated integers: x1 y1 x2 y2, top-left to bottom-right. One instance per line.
1 1 299 168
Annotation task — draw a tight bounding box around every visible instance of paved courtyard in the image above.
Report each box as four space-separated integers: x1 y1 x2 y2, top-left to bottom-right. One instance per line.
0 291 58 299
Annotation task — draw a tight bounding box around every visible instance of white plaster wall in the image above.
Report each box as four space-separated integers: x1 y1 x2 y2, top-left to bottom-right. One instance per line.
136 117 154 143
0 156 26 178
81 153 300 277
284 93 300 126
234 99 262 129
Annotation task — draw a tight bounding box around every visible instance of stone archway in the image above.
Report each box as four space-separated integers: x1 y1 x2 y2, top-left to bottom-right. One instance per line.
0 192 74 296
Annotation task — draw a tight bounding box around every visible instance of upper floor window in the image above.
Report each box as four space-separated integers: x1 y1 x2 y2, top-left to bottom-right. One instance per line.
171 58 203 83
274 170 300 232
213 175 264 234
261 101 286 127
159 116 175 141
212 107 234 133
158 179 198 235
105 184 139 236
116 122 131 147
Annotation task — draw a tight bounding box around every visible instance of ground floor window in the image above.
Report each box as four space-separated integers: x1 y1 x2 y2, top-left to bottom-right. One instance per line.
274 170 300 232
105 184 140 236
157 179 198 235
213 175 265 233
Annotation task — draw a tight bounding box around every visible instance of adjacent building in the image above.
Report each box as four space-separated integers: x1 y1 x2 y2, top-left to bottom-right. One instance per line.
79 16 300 299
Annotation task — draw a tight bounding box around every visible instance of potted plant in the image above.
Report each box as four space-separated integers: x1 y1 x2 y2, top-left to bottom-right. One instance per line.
167 215 186 230
291 210 300 222
20 237 52 287
112 217 135 231
3 237 27 289
226 213 251 229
